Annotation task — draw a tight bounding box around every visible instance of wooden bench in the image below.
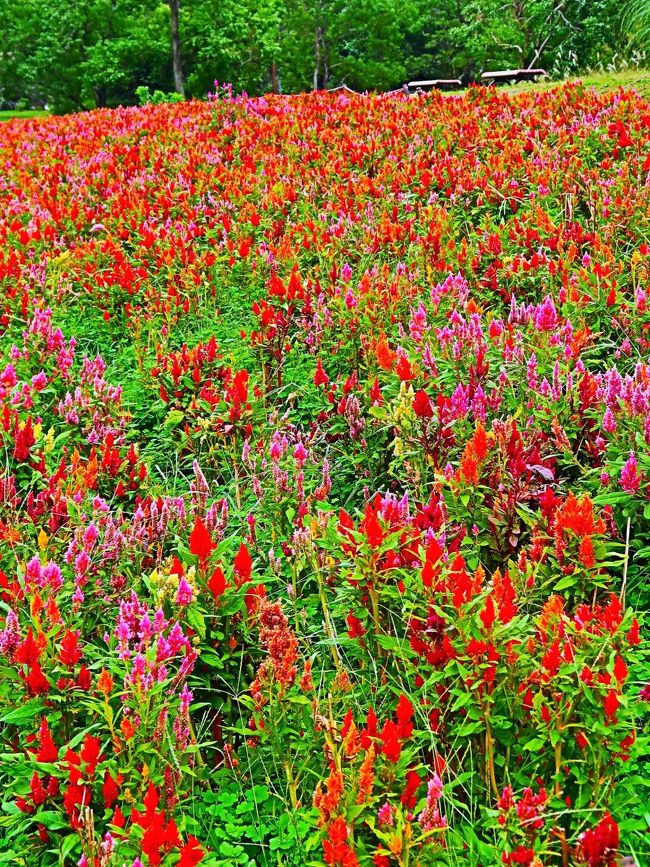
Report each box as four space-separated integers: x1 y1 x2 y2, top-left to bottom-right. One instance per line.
407 79 462 93
327 84 361 94
481 69 547 85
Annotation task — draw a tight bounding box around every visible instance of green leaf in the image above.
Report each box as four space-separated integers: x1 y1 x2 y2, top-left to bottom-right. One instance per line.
0 701 43 725
522 737 546 751
33 811 69 830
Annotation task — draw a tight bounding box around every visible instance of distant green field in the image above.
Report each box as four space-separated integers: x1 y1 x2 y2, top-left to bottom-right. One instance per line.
0 109 49 121
488 68 650 98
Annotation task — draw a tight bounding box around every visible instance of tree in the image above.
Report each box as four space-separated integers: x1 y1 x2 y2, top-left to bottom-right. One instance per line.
168 0 185 94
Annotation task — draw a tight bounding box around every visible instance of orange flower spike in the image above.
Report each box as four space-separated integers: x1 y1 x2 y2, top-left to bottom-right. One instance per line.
30 591 44 624
343 720 361 758
97 668 114 696
356 744 376 804
471 420 491 461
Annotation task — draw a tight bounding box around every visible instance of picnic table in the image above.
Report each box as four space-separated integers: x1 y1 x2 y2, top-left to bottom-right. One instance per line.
481 69 547 85
407 79 462 93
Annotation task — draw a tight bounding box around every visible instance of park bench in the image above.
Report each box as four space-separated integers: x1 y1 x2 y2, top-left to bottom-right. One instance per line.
481 68 547 85
327 84 361 94
407 79 462 93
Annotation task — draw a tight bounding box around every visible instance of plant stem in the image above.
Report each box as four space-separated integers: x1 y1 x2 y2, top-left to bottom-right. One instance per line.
485 714 499 798
314 559 342 672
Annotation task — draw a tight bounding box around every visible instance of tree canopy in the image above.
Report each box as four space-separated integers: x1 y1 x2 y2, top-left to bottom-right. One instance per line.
0 0 635 111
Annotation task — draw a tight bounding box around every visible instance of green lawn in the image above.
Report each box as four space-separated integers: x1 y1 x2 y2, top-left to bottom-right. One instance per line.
452 68 650 97
0 109 49 121
410 68 650 97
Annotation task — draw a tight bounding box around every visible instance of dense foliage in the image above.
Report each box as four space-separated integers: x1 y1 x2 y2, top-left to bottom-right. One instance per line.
0 84 649 866
0 0 637 111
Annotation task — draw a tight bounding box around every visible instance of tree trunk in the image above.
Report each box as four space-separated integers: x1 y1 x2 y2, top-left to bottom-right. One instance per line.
168 0 184 96
313 26 321 91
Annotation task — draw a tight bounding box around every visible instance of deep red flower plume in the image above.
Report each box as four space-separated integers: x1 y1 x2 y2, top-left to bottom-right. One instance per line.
189 516 215 561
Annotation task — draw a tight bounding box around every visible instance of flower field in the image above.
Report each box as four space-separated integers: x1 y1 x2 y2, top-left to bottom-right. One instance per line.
0 83 648 866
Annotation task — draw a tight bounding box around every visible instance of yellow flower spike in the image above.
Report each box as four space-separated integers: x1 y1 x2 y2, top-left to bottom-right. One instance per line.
50 250 71 267
44 427 55 454
37 529 48 551
30 593 43 624
33 422 42 441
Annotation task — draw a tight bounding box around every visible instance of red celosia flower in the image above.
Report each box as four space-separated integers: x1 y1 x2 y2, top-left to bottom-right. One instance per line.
80 734 102 776
189 516 215 561
395 355 413 381
346 612 366 639
77 665 91 690
361 507 383 549
141 813 180 865
603 690 619 719
314 359 329 387
412 389 433 418
480 595 496 631
13 416 35 462
578 812 619 866
379 719 401 763
502 847 535 865
323 816 359 867
395 694 413 738
493 569 518 623
627 618 640 645
612 655 627 683
30 772 47 806
541 639 561 677
102 770 120 808
63 782 90 827
579 536 595 568
208 564 226 600
24 662 50 695
360 707 378 750
35 718 58 763
59 629 82 667
314 767 343 824
234 542 252 585
400 768 422 808
178 836 205 867
602 594 622 632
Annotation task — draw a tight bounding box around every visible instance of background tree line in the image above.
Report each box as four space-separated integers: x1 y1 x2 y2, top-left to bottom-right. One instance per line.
0 0 640 112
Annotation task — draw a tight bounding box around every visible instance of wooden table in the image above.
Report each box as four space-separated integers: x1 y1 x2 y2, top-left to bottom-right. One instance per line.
407 79 462 92
481 69 547 85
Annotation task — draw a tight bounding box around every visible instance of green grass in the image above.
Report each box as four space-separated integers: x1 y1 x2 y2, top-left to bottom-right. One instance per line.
0 109 49 121
516 68 650 97
449 68 650 97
